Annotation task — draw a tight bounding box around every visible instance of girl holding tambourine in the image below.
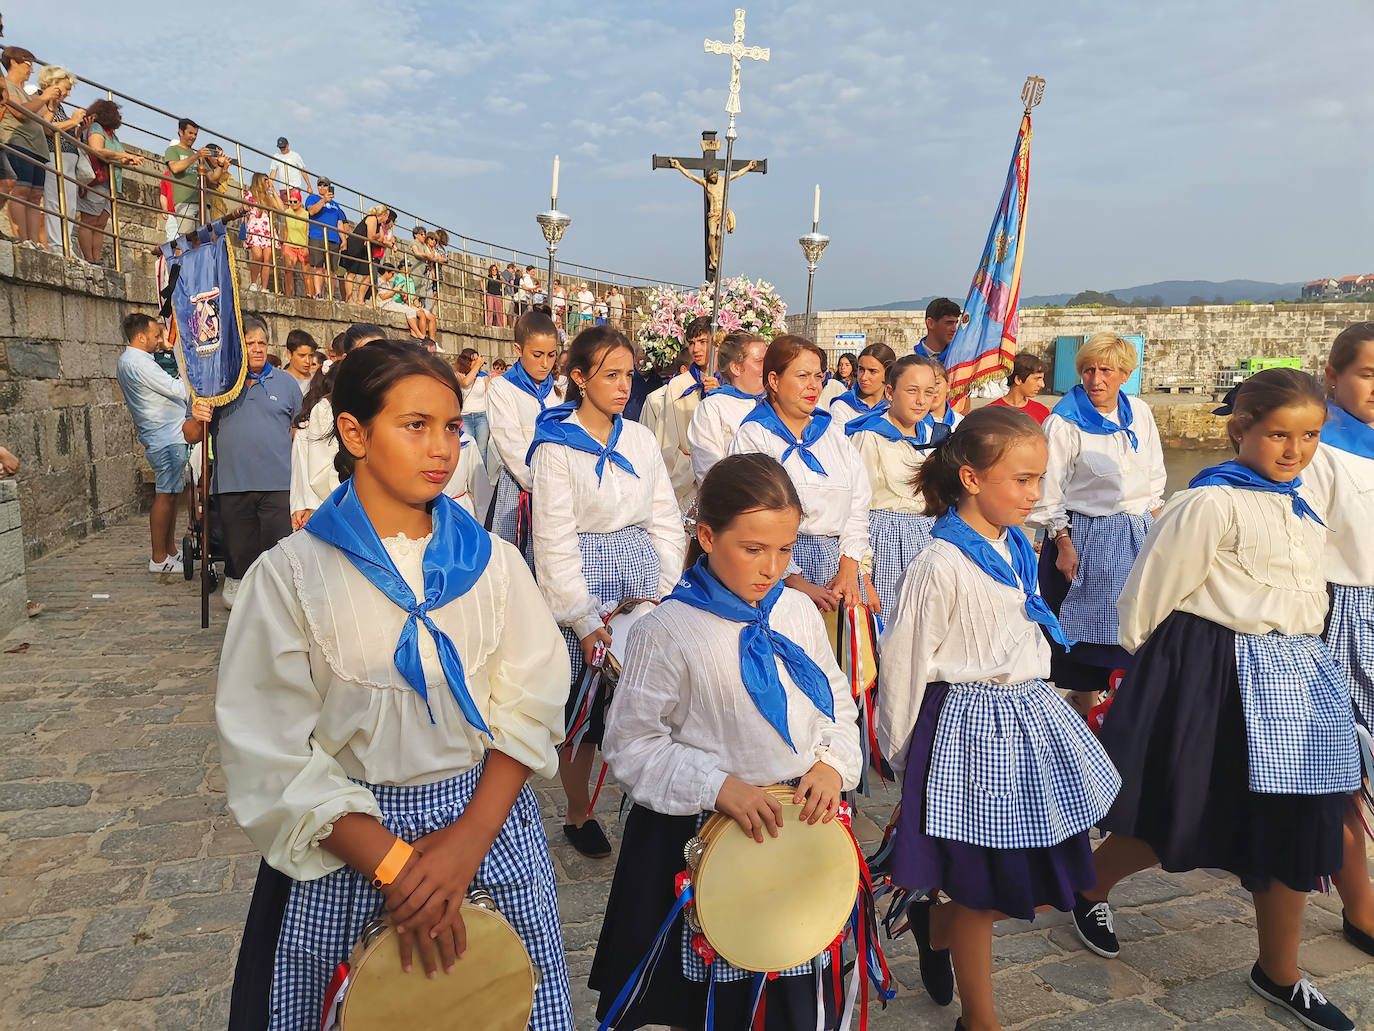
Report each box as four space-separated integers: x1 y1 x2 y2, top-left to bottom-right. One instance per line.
591 453 862 1031
217 340 574 1031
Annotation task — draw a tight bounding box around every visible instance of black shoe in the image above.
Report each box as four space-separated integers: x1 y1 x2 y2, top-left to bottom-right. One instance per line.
1248 961 1353 1031
563 818 613 858
954 1020 966 1031
1341 910 1374 957
908 897 954 1006
1071 893 1120 958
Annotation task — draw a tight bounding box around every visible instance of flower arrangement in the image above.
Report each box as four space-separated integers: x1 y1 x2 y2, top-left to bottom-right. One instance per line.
637 276 787 371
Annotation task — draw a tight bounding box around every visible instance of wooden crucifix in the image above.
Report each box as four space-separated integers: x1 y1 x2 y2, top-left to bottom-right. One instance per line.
652 130 767 281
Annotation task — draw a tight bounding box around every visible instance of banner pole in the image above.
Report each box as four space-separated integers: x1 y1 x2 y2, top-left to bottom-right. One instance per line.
198 170 210 629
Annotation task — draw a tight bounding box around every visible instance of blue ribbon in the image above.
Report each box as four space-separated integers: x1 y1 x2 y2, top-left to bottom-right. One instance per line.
305 481 494 731
1188 459 1326 525
844 410 950 450
678 365 707 400
741 403 832 476
1051 385 1138 451
931 510 1073 649
832 388 888 416
666 558 835 750
503 360 555 409
525 401 639 484
934 403 958 428
1323 402 1374 461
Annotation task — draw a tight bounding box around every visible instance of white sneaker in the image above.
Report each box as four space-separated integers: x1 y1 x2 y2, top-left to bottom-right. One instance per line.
149 555 184 574
248 282 260 292
221 577 240 610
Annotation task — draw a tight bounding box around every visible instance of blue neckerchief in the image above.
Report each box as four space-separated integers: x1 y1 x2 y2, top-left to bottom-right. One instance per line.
525 401 638 484
476 370 488 378
708 383 765 403
245 364 271 392
931 510 1073 649
1323 402 1374 461
1052 385 1137 451
305 481 494 731
914 336 945 361
666 558 834 750
504 360 555 409
832 389 887 416
845 410 950 450
1189 459 1326 525
741 403 832 476
678 365 707 400
933 404 958 427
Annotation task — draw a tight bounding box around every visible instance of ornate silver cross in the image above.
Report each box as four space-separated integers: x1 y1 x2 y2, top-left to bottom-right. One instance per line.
704 8 770 116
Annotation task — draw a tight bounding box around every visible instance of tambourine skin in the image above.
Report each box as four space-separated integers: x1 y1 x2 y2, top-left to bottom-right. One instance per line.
691 785 859 972
339 903 535 1031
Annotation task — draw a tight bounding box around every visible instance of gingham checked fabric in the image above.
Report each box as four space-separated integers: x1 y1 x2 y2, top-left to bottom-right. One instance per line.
867 510 936 618
560 526 661 683
923 679 1121 849
1058 510 1152 645
1233 631 1362 795
791 533 841 589
1325 583 1374 730
490 468 534 571
268 767 573 1031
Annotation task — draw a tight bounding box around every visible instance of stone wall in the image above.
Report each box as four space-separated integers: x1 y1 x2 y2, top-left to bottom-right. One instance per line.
808 303 1374 389
0 480 24 636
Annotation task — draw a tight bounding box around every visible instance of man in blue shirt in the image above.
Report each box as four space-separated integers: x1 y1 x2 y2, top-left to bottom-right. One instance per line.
913 296 963 363
305 178 347 300
189 313 299 608
115 312 194 574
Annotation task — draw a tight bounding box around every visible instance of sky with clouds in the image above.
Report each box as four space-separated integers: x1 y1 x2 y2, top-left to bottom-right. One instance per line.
12 1 1373 311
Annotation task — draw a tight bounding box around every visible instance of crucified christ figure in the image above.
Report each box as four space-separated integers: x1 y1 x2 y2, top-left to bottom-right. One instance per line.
668 158 758 278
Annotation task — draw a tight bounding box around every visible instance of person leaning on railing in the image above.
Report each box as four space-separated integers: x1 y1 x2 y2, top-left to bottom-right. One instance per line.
0 45 60 246
34 64 85 255
163 117 212 234
75 99 143 264
339 204 394 304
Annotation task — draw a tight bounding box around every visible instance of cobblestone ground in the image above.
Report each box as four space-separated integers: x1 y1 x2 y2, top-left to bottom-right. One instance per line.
1 515 1372 1030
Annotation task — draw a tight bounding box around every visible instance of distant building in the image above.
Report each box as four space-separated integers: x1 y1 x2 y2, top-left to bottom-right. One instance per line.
1301 273 1373 299
1302 278 1337 299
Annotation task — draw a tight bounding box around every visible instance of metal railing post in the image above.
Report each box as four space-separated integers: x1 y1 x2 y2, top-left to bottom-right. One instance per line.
53 144 72 258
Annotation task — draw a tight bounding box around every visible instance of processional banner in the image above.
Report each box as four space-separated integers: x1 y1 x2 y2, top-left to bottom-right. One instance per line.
159 221 247 405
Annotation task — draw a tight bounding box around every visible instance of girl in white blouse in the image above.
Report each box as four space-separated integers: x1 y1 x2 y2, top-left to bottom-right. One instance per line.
685 330 767 486
729 334 875 615
878 406 1119 1031
528 325 685 858
1074 369 1358 1031
1303 323 1374 959
829 341 895 427
485 310 562 568
846 354 948 618
217 340 574 1031
1027 333 1166 712
441 429 489 519
591 453 861 1031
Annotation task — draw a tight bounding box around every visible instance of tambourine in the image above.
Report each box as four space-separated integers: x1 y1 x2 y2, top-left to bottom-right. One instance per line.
600 598 658 689
683 785 860 972
329 891 538 1031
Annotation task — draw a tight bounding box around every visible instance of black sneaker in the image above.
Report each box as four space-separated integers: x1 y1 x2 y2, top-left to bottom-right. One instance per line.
563 818 613 858
1071 893 1120 958
908 897 954 1006
1248 962 1353 1031
1341 910 1374 957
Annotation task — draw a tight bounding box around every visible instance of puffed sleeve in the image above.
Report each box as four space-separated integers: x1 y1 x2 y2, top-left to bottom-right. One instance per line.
644 444 688 598
794 598 863 789
305 400 340 503
603 618 727 815
482 540 570 780
529 444 601 640
1027 413 1078 532
877 552 957 775
289 428 325 514
487 379 534 490
1116 488 1230 653
687 400 726 486
837 430 874 564
1137 400 1167 512
215 549 383 881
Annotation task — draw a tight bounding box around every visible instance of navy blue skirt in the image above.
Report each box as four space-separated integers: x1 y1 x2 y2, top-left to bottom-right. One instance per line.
889 681 1096 921
1099 611 1345 893
1038 533 1135 694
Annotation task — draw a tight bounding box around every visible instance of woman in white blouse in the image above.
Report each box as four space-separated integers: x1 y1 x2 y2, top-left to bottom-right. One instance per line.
529 326 685 858
729 335 874 614
1074 370 1358 1031
829 341 895 427
218 341 574 1031
685 330 767 486
846 354 948 618
1028 334 1165 710
591 453 860 1031
457 348 491 471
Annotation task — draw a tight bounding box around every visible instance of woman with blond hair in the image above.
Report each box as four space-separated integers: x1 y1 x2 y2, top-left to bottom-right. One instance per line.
339 204 395 304
32 64 86 254
242 171 282 292
1028 333 1165 712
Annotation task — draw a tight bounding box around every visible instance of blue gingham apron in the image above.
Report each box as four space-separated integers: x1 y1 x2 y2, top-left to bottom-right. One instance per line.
924 679 1121 849
1058 511 1152 645
562 526 661 684
1233 631 1361 795
268 765 573 1031
792 533 841 588
490 468 534 571
867 510 935 619
1326 583 1374 730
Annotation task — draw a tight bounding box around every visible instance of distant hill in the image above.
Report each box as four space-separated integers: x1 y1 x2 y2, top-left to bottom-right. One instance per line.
861 279 1303 311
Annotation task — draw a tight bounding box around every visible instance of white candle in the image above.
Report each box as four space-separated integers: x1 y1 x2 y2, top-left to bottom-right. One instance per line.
813 184 820 225
552 156 560 202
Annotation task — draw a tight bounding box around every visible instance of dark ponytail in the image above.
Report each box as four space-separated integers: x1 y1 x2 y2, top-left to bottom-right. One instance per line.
563 324 635 405
686 453 802 567
913 406 1043 517
329 339 463 481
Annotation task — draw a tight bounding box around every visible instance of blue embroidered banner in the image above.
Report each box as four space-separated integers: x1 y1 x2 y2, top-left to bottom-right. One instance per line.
161 222 247 405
